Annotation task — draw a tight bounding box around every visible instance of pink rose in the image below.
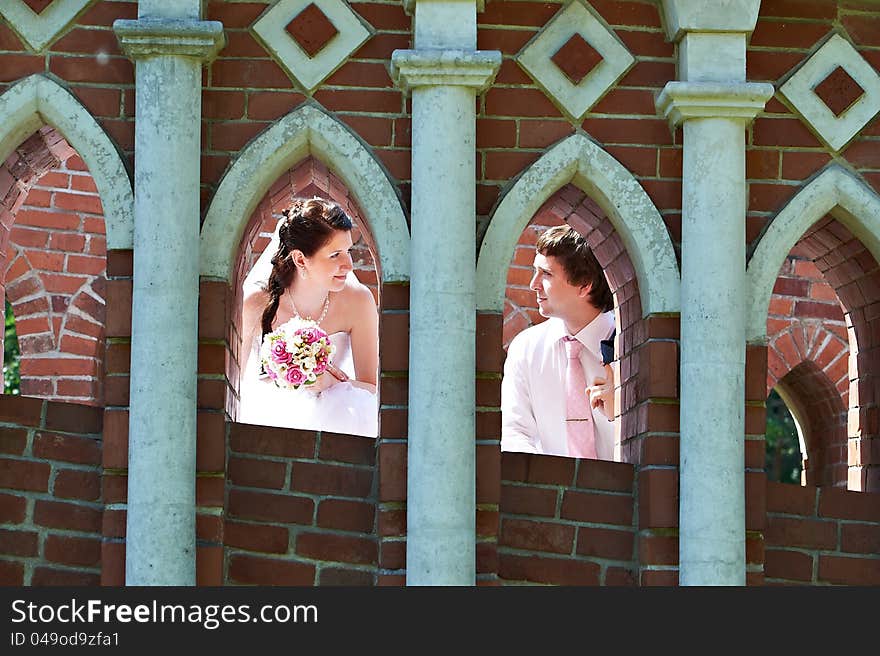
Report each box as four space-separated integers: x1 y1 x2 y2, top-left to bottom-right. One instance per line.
298 327 317 344
314 361 327 375
285 366 305 386
271 340 292 364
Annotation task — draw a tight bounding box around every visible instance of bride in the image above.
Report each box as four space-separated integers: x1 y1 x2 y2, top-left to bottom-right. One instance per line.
238 197 379 438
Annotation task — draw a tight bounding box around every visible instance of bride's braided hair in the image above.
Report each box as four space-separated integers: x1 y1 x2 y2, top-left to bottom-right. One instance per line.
260 197 353 336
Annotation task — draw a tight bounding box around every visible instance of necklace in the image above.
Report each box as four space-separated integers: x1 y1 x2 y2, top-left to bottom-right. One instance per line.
287 288 330 324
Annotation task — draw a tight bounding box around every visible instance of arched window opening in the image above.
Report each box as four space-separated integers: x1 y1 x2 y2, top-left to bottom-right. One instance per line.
765 388 803 485
232 157 381 438
0 127 107 405
501 183 643 462
4 299 20 395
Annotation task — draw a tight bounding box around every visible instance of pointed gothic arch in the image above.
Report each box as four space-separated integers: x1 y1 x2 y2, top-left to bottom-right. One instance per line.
476 133 680 314
0 74 134 249
199 103 409 283
746 165 880 342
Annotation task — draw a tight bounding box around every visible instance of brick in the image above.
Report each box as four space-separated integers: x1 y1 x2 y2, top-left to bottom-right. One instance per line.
759 0 836 20
500 484 558 517
317 498 375 533
764 548 813 582
229 423 316 458
0 493 26 523
501 452 576 486
485 151 540 180
841 14 880 47
318 567 374 586
0 528 38 556
499 518 575 554
485 88 561 118
202 90 246 120
0 458 50 492
34 499 101 532
318 432 376 466
0 427 27 455
338 114 393 148
212 59 293 89
0 54 44 82
560 490 634 526
575 526 634 560
518 120 575 148
197 412 226 472
228 555 315 585
498 553 599 585
15 208 80 230
0 395 42 426
246 90 308 120
32 567 100 586
325 61 392 88
0 559 24 585
841 523 880 554
197 545 223 585
228 456 287 489
44 534 101 567
751 21 831 48
477 28 538 55
818 487 880 522
818 554 880 585
33 433 101 465
313 89 401 114
224 520 288 553
44 401 102 434
291 461 373 497
753 118 821 148
228 488 315 524
638 468 678 529
764 515 837 550
296 532 377 565
592 88 658 115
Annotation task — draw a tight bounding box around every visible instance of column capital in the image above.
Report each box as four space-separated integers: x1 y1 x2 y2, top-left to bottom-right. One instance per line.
656 81 774 127
660 0 761 42
391 49 501 92
113 18 225 61
403 0 486 17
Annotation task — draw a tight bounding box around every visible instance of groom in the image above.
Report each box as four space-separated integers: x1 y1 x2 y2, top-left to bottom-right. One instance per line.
501 225 617 460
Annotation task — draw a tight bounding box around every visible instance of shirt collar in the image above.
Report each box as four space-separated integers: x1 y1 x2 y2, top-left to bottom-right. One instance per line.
561 311 615 359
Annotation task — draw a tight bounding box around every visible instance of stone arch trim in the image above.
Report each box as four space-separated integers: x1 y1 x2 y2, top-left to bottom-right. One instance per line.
476 133 680 314
0 74 133 250
200 103 409 283
746 165 880 342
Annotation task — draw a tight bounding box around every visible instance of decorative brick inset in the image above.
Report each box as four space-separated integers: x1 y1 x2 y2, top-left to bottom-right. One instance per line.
252 0 372 92
551 34 603 86
813 66 865 117
23 0 54 14
285 3 339 58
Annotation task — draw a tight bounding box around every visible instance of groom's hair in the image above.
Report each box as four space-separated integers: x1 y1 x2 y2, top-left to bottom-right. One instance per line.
536 225 613 312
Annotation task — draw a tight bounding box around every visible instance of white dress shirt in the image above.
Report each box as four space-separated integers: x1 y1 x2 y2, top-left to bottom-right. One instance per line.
501 312 616 460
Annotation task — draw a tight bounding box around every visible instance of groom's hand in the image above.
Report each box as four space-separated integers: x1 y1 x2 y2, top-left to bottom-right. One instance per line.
587 364 615 420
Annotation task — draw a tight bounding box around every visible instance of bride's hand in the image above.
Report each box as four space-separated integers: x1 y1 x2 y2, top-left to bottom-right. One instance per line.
306 369 342 395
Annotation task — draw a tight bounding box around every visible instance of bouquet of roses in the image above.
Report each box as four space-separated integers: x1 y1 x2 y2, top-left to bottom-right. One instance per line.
259 318 335 390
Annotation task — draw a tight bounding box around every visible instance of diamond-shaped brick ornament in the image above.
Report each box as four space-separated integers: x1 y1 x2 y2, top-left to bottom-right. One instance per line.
516 0 634 121
0 0 95 52
780 34 880 152
813 66 864 117
552 34 603 86
252 0 372 93
23 0 55 14
285 3 339 58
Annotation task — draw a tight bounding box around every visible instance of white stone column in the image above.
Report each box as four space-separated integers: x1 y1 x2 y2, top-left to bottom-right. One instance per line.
391 0 500 585
656 0 772 586
114 9 223 585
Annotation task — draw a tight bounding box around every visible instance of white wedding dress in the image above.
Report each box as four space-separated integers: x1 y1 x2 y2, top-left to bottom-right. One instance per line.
239 326 378 438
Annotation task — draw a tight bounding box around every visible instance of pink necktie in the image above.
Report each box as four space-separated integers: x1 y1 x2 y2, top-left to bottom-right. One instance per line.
563 336 597 459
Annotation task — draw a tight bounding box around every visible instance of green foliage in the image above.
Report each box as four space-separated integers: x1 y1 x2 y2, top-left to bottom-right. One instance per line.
4 300 20 395
765 389 801 485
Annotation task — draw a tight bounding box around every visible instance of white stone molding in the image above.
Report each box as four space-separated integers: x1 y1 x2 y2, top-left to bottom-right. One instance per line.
0 0 95 53
516 0 634 122
403 0 486 16
779 34 880 152
746 164 880 342
114 18 225 60
657 81 775 126
476 133 680 314
0 74 134 249
201 104 409 283
391 49 501 91
660 0 761 42
251 0 372 93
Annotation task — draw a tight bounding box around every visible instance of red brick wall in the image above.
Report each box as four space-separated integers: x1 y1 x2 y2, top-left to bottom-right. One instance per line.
0 396 103 585
764 481 880 584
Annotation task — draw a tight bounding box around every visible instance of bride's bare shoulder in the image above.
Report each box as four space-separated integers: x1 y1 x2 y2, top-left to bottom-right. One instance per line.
338 275 377 312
